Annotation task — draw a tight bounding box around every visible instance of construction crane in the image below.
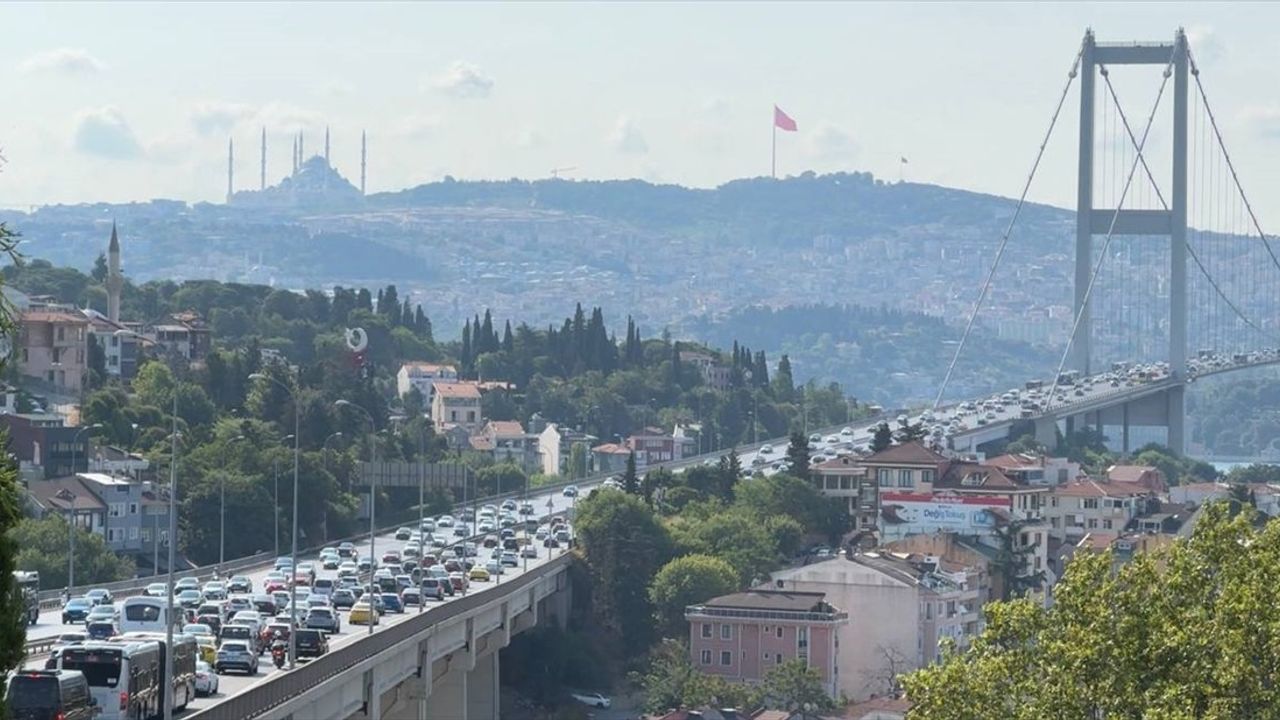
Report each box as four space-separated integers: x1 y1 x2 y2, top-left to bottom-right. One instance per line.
550 166 576 179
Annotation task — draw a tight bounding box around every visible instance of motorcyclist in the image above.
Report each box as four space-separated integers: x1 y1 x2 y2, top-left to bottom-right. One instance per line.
61 587 70 606
270 630 288 666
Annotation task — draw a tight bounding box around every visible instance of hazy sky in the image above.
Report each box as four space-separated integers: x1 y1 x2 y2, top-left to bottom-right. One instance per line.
4 2 1279 210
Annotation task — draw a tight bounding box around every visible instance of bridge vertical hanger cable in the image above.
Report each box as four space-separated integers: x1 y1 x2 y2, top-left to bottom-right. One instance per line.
1102 64 1277 350
931 45 1085 410
1191 52 1280 276
1047 49 1176 409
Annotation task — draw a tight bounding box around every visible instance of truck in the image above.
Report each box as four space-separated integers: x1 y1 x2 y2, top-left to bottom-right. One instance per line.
13 570 40 625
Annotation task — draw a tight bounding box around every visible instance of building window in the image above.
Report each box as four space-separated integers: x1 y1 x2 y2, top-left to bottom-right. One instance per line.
798 627 808 648
1103 519 1113 530
700 650 711 665
898 469 912 488
922 469 935 484
720 651 732 666
720 624 732 640
776 627 783 639
141 528 151 543
1083 498 1099 509
128 503 138 515
877 469 891 487
701 623 712 638
776 653 783 664
947 600 957 618
109 503 126 518
763 652 771 662
128 527 138 540
1087 518 1098 529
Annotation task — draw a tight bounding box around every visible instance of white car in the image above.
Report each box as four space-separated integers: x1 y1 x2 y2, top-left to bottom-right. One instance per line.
195 660 219 696
571 692 611 709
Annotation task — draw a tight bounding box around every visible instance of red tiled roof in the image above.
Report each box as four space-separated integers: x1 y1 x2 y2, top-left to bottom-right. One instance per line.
432 382 481 399
935 461 1023 491
861 441 948 466
813 456 866 472
486 420 525 437
1053 479 1150 498
984 453 1044 470
845 696 912 719
592 442 630 455
22 311 88 325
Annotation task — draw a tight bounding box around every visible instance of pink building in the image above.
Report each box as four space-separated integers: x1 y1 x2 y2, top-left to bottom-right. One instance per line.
626 426 696 469
686 589 847 698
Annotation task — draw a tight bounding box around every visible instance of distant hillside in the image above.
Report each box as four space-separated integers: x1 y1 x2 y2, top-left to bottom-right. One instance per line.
685 303 1056 407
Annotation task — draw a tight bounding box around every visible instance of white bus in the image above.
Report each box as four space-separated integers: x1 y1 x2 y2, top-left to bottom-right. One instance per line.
116 631 197 713
120 596 180 635
56 639 161 720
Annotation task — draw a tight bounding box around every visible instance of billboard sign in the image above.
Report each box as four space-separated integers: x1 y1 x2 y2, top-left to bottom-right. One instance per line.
879 492 1010 537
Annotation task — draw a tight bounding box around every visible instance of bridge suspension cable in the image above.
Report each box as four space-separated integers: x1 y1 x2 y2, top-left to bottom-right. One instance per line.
1045 47 1177 409
932 42 1086 410
1100 67 1277 346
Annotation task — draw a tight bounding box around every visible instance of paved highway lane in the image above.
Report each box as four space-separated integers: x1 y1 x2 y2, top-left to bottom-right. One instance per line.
27 482 592 644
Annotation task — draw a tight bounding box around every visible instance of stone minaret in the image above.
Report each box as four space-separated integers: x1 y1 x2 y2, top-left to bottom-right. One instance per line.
106 223 123 323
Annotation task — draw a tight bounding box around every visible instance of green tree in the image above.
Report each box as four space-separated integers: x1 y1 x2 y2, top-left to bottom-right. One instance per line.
785 431 810 481
871 422 893 452
11 516 135 589
904 502 1280 719
475 463 527 497
568 442 588 480
638 639 762 714
763 659 835 711
648 554 739 636
0 429 28 689
575 490 672 653
622 451 639 495
894 421 928 443
91 252 108 283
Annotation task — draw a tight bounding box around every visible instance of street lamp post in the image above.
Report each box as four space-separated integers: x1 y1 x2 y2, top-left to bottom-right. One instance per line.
416 429 425 614
249 373 301 668
163 396 180 720
67 423 102 592
219 436 247 574
334 399 377 635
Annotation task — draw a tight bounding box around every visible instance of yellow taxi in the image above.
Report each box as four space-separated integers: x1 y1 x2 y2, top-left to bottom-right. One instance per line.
197 642 217 665
468 566 491 582
349 600 380 626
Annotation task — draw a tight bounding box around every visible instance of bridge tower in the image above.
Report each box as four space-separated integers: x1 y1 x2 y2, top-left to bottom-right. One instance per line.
1074 29 1188 451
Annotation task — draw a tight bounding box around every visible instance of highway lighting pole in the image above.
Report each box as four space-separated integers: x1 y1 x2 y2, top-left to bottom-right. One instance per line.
68 423 102 592
250 373 302 667
416 429 425 614
220 435 247 574
335 399 377 635
322 432 343 543
164 396 179 720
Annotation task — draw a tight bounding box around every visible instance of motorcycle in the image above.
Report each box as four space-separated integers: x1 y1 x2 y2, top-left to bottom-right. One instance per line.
271 644 287 670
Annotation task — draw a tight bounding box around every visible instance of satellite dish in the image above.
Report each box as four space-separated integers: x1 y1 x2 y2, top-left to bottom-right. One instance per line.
345 327 368 353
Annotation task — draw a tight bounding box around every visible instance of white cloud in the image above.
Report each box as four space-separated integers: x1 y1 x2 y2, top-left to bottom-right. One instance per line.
428 61 494 99
190 102 256 136
511 127 544 148
19 48 105 75
73 107 143 159
608 115 648 155
1186 25 1225 65
395 114 444 139
1239 105 1280 140
806 123 859 161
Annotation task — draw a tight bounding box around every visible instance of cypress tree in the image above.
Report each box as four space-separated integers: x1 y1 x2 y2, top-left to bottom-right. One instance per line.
461 319 473 374
502 320 514 353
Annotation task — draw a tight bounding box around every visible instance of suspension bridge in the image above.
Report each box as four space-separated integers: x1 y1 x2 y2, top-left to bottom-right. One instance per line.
936 28 1280 458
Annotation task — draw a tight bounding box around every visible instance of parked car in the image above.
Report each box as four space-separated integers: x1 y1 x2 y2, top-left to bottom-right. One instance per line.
305 607 341 633
570 691 612 709
294 628 329 658
61 598 93 624
4 669 98 720
330 588 357 610
194 661 220 696
215 640 258 675
348 600 380 626
379 593 404 614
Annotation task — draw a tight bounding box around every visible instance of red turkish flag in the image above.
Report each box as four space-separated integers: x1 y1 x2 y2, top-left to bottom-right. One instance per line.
774 105 797 132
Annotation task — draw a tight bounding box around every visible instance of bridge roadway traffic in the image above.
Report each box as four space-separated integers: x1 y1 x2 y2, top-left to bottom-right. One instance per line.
31 484 586 716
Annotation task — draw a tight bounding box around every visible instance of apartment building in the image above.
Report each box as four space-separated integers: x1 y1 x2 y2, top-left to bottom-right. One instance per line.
1 414 92 480
812 456 878 532
470 420 539 472
1045 478 1154 542
18 309 89 393
396 362 459 404
686 590 847 698
771 553 983 701
431 381 483 432
626 427 697 469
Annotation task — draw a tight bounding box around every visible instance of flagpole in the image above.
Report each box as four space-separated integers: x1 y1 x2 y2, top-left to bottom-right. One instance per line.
771 121 777 179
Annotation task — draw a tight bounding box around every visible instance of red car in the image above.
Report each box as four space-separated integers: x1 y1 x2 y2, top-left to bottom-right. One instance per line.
265 579 288 593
